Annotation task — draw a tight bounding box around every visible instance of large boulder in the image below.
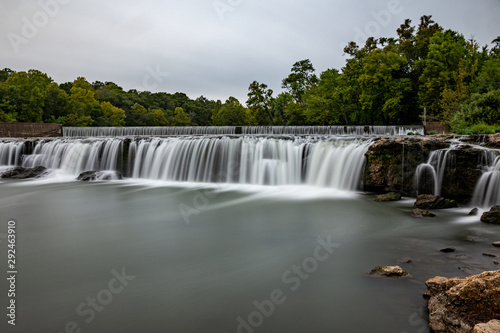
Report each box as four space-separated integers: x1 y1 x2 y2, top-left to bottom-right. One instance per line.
414 194 458 210
374 192 402 202
0 166 48 179
425 270 500 333
480 206 500 225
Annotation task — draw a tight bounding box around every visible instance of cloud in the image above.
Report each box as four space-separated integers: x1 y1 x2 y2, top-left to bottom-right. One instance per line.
1 0 499 103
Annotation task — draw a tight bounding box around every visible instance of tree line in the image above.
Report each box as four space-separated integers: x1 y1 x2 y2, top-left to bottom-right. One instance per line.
1 15 499 132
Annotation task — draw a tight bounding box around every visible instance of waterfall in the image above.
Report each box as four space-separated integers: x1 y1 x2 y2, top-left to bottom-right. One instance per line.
0 136 372 190
415 149 453 195
63 126 424 137
472 150 500 207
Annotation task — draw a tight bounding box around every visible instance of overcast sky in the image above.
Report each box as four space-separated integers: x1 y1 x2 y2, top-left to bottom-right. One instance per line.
1 0 499 103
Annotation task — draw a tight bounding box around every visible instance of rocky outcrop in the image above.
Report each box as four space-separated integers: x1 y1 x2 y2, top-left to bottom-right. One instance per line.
414 194 458 209
364 136 449 196
0 166 48 179
373 192 402 202
369 265 410 278
481 206 500 225
474 319 500 332
425 270 500 333
77 171 123 181
411 208 436 218
363 136 492 203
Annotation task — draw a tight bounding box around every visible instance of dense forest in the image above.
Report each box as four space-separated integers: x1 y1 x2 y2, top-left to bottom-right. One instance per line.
1 15 499 133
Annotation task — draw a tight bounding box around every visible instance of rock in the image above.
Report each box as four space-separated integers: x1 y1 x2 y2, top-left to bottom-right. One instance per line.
374 192 402 202
468 208 479 216
474 319 500 332
411 208 436 218
440 248 455 253
483 253 496 258
493 242 500 247
481 206 500 224
425 270 500 333
0 166 48 179
414 194 458 210
77 171 123 181
494 261 499 266
369 265 410 278
397 257 413 264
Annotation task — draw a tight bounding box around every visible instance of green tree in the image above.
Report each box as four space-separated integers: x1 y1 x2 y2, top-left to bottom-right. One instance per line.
282 59 318 103
212 97 247 126
172 107 191 126
100 101 126 126
4 69 52 122
246 81 274 125
43 83 70 122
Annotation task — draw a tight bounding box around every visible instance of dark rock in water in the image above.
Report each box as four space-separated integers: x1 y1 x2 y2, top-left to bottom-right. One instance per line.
425 270 500 333
374 192 402 202
440 248 455 253
414 194 458 209
0 166 48 179
493 242 500 247
494 261 499 266
481 206 500 224
397 257 413 264
77 171 123 181
411 208 436 218
468 208 479 216
483 253 497 258
369 265 410 278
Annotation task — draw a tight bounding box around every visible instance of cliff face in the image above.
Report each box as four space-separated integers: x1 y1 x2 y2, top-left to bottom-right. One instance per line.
363 135 500 203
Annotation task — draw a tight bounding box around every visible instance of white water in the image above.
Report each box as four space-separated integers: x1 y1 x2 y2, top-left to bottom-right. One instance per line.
0 136 372 190
415 149 453 196
63 126 423 137
472 151 500 207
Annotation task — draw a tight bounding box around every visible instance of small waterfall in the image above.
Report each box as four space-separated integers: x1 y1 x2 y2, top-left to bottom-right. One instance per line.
63 126 424 137
20 139 124 176
472 150 500 207
415 149 453 195
0 141 26 166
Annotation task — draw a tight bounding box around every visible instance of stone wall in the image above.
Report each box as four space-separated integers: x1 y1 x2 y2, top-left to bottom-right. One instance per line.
0 123 62 138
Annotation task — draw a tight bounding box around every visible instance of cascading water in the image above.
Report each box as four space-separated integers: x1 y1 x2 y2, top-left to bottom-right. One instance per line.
63 126 424 137
415 148 454 196
472 150 500 207
0 136 372 190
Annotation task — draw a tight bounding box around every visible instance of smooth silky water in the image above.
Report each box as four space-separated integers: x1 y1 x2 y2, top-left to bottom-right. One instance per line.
0 131 498 333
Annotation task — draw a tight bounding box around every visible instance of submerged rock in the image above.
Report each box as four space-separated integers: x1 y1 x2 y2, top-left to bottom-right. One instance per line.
425 270 500 333
0 166 48 179
411 208 436 218
474 319 500 333
374 192 402 202
414 194 458 210
480 206 500 224
468 208 479 216
440 248 455 253
77 171 123 181
493 242 500 247
369 265 410 278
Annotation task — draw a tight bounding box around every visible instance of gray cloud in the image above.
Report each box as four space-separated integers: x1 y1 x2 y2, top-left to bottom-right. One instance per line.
1 0 499 103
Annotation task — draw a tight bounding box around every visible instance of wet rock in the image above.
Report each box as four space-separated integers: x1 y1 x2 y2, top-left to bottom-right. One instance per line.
494 261 499 266
440 248 455 253
77 171 123 181
397 257 413 264
425 270 500 333
414 194 458 210
374 192 402 202
474 319 500 333
0 166 48 179
369 265 410 278
483 253 496 258
480 206 500 224
493 242 500 247
468 208 479 216
411 208 436 218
